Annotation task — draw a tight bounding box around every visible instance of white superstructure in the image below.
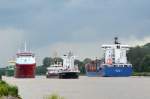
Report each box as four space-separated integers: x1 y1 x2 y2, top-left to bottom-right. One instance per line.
46 62 63 77
102 37 130 64
61 51 79 72
16 52 35 65
16 43 35 65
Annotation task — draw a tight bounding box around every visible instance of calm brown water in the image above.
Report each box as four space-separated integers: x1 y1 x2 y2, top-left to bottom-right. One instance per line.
3 76 150 99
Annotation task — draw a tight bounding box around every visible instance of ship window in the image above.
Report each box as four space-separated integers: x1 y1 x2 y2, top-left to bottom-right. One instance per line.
117 45 120 49
119 65 123 67
124 65 127 67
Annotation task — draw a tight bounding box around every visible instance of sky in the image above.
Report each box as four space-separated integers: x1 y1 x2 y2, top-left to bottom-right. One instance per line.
0 0 150 67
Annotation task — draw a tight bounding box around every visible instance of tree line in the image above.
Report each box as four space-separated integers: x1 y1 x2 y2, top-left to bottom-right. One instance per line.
127 43 150 72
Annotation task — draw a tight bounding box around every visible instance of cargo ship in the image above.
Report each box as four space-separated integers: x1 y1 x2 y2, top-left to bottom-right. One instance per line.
85 37 132 77
15 44 36 78
59 51 80 79
100 37 132 77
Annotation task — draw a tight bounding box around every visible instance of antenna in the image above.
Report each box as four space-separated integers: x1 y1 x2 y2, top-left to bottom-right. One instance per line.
114 37 120 44
24 41 27 52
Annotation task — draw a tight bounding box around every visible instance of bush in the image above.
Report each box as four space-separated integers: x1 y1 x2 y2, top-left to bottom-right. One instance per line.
0 81 7 85
8 86 18 97
36 66 47 75
0 80 21 98
44 94 65 99
0 85 9 96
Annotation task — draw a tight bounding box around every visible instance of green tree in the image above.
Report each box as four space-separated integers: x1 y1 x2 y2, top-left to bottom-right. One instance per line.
127 46 145 72
74 60 85 74
43 57 53 67
52 57 63 64
0 68 6 76
140 55 150 72
127 43 150 72
36 66 47 75
83 58 92 64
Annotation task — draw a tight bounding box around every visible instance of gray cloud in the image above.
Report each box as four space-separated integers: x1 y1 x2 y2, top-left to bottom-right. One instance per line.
0 0 150 67
0 28 24 66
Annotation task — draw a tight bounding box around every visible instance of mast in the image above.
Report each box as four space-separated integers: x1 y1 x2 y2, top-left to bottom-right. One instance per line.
24 41 27 52
114 37 120 44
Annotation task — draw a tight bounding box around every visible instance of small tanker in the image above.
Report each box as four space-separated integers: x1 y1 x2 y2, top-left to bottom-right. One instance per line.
46 51 79 79
59 52 79 79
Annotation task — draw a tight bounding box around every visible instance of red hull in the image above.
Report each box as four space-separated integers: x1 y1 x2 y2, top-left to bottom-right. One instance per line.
15 64 36 78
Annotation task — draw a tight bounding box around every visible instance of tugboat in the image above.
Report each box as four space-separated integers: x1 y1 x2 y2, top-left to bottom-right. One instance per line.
15 43 36 78
59 51 79 79
99 37 132 77
46 59 63 78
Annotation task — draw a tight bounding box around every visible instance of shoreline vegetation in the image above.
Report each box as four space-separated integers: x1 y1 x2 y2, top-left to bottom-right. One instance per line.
0 80 65 99
0 80 21 99
44 94 65 99
132 72 150 76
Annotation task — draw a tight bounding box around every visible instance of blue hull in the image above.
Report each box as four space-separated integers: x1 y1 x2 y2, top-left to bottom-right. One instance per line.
101 67 133 77
86 67 132 77
86 71 100 77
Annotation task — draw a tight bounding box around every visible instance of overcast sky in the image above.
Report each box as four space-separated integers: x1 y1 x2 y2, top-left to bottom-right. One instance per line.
0 0 150 67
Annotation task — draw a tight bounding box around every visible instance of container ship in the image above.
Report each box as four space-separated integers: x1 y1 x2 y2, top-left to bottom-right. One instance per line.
15 44 36 78
85 37 132 77
100 37 132 76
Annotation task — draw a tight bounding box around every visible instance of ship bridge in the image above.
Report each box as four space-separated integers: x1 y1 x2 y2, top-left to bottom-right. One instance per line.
102 37 130 64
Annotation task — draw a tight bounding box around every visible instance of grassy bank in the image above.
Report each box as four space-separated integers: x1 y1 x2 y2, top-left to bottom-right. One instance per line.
132 72 150 76
0 80 21 99
44 94 65 99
